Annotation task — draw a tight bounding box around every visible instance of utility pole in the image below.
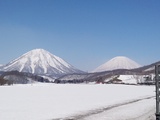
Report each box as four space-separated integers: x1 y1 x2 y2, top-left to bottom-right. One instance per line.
155 64 160 120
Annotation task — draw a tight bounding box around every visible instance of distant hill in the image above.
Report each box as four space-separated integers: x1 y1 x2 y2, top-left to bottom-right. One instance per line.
55 60 159 84
0 71 50 85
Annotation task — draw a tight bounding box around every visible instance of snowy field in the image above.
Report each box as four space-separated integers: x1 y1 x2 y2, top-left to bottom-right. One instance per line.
0 83 155 120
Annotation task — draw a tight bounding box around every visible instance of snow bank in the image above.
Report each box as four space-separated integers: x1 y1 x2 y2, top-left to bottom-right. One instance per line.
118 75 142 84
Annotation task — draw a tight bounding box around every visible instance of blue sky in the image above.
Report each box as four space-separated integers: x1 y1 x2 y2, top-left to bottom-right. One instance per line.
0 0 160 71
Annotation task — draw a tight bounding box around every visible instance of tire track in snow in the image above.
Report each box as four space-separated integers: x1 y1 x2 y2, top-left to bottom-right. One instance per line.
53 96 155 120
126 107 155 120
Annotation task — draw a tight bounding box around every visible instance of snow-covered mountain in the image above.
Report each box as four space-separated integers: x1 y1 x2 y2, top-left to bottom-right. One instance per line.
0 64 3 67
93 56 141 72
2 49 83 77
0 64 3 70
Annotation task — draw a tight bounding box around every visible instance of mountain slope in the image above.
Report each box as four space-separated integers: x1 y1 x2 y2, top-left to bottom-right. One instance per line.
2 49 83 77
0 64 3 69
93 56 141 72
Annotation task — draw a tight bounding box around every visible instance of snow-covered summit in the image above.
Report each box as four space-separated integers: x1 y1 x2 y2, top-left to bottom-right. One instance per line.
93 56 141 72
2 49 83 77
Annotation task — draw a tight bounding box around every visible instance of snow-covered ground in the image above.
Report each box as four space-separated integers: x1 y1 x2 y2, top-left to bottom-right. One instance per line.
0 83 155 120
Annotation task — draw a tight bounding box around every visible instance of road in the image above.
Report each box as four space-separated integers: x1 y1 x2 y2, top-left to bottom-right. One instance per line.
54 96 155 120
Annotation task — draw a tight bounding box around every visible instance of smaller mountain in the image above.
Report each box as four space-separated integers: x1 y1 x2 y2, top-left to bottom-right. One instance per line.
93 56 141 72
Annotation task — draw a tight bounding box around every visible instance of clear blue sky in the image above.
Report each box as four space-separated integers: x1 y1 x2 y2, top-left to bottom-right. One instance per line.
0 0 160 71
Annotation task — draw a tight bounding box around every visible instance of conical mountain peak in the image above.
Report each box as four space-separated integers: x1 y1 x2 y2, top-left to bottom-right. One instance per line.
93 56 141 72
2 49 83 77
